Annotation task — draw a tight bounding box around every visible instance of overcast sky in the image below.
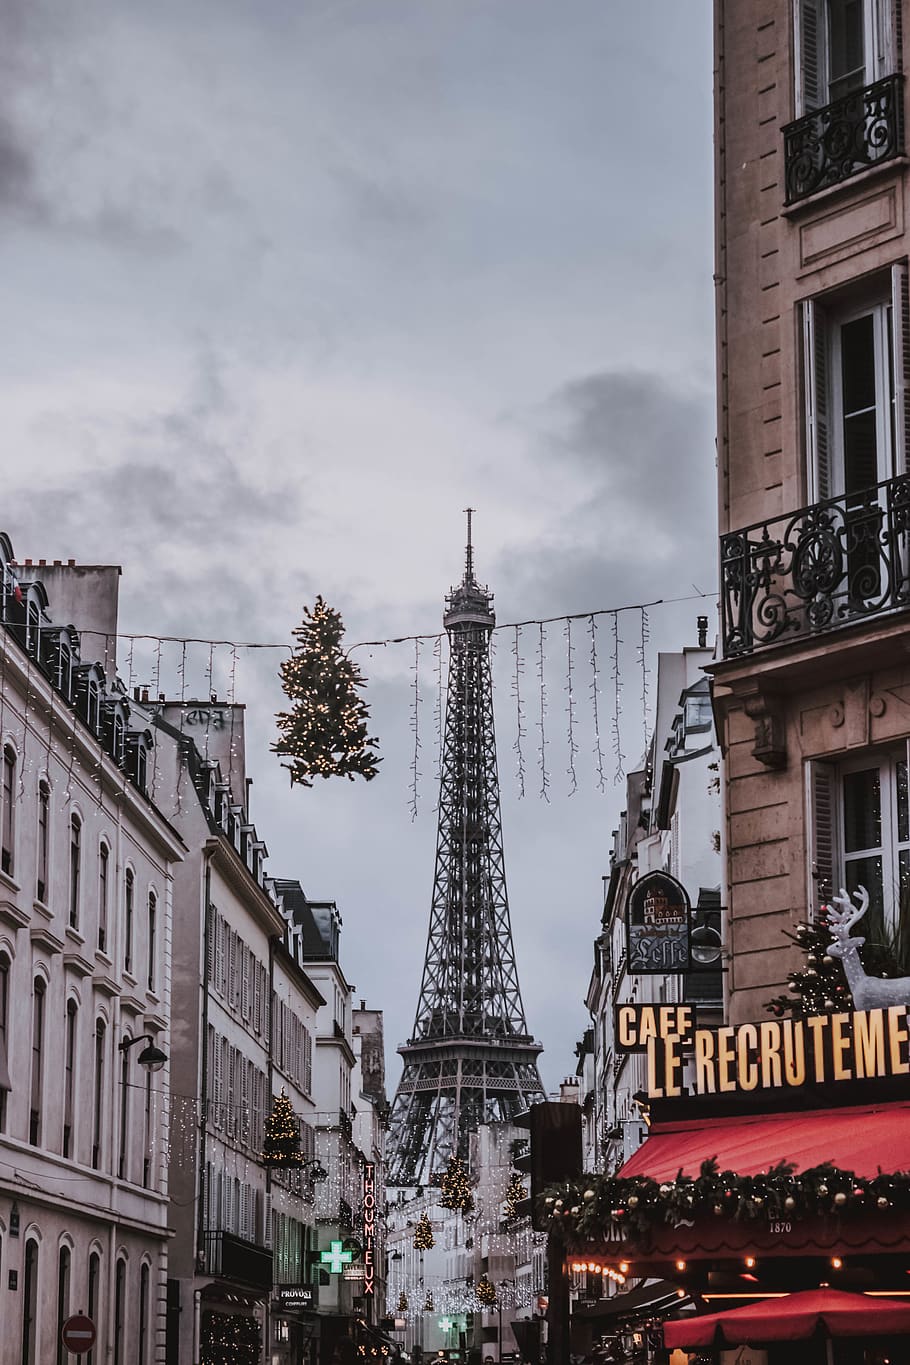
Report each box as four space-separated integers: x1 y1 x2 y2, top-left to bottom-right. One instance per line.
1 0 716 1094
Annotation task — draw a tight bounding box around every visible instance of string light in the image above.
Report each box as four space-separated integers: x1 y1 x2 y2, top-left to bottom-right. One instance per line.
409 638 421 821
611 612 624 784
564 619 578 796
537 623 549 803
512 625 527 799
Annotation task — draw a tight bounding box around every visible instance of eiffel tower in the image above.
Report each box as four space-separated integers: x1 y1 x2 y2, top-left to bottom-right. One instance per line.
386 513 545 1186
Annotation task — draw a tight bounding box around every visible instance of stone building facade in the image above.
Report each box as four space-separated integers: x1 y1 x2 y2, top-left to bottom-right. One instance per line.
711 0 910 1021
0 538 183 1365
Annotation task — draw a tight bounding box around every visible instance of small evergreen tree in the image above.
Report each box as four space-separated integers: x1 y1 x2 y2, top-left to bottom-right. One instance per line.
413 1212 435 1250
274 597 380 787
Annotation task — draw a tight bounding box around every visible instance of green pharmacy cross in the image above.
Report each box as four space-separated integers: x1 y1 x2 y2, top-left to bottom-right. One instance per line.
321 1241 354 1275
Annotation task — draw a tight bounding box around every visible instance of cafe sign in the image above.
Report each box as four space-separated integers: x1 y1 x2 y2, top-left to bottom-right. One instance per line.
643 1004 910 1099
626 872 690 974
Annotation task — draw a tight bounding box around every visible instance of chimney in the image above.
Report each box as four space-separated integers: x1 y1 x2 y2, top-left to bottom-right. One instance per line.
559 1077 580 1104
697 614 709 648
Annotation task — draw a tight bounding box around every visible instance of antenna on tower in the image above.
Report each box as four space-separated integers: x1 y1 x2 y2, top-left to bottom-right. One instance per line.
464 507 475 582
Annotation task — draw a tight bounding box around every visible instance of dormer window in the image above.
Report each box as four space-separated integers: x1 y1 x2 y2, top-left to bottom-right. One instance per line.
26 600 40 657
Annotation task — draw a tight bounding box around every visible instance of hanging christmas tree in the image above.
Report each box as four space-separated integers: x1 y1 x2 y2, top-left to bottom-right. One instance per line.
476 1275 496 1308
397 1291 409 1313
439 1154 475 1214
503 1171 527 1219
414 1211 435 1250
274 597 381 787
260 1089 304 1168
423 1291 435 1313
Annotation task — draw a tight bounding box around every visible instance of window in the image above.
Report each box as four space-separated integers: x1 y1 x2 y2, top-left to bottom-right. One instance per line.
30 979 45 1145
56 1246 71 1365
21 1238 38 1365
69 815 81 931
147 891 157 992
143 1068 153 1189
26 600 40 656
98 843 109 954
1 746 15 876
36 782 49 903
92 1019 105 1169
87 1253 101 1365
113 1258 126 1365
809 747 910 962
796 0 893 113
124 870 134 975
56 640 72 700
86 680 100 735
0 952 9 1131
63 1001 77 1158
803 276 909 506
118 1034 130 1181
138 1263 150 1365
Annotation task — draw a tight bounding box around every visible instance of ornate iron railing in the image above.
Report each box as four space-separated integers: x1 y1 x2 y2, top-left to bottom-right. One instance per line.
721 475 910 657
783 74 903 205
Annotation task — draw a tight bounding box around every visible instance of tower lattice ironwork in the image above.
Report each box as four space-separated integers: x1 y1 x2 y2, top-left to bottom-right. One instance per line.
387 514 545 1186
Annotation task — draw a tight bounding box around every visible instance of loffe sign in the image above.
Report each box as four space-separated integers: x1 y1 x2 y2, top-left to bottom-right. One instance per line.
644 1004 910 1099
363 1162 376 1297
626 872 690 974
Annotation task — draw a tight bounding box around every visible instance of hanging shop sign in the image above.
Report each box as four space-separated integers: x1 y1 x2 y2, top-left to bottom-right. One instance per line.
615 1003 698 1052
626 872 690 974
363 1161 376 1297
646 1003 910 1099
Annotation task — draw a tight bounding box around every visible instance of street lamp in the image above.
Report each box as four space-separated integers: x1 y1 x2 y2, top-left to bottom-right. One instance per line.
497 1279 515 1363
118 1033 167 1073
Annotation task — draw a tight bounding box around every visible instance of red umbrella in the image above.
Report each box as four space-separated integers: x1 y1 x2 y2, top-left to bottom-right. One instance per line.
664 1289 910 1348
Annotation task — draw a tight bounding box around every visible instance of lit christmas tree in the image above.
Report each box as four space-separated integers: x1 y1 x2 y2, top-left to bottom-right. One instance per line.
274 597 381 787
439 1154 475 1214
766 904 904 1018
503 1171 526 1219
260 1090 304 1168
423 1292 435 1313
398 1291 409 1313
476 1275 496 1308
414 1212 435 1250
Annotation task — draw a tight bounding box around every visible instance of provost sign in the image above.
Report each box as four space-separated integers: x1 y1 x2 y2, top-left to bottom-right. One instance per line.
626 872 690 974
645 1004 910 1099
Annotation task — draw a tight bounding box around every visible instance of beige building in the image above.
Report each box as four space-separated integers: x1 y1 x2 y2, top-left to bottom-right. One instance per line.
711 0 910 1019
0 538 183 1365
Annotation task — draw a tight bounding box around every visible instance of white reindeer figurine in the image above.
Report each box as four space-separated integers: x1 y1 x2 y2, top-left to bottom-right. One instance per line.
826 885 910 1009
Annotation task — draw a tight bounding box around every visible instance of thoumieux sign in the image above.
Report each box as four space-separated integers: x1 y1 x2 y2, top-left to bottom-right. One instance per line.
638 1004 910 1099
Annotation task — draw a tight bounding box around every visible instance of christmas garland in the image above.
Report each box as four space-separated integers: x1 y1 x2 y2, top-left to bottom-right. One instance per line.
542 1158 910 1240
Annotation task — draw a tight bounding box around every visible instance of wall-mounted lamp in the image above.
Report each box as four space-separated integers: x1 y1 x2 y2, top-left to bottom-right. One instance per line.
119 1033 168 1073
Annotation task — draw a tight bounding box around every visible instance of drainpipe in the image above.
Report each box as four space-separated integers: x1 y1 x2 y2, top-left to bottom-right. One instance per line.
196 848 215 1354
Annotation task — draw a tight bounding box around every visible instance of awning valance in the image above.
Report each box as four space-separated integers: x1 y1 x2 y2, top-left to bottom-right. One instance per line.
619 1100 910 1182
663 1288 910 1347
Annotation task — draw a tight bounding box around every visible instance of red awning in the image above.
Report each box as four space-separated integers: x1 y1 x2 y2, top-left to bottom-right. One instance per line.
619 1100 910 1181
663 1289 910 1347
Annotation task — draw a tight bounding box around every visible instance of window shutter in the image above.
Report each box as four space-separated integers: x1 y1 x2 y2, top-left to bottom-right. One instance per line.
873 0 895 77
796 0 824 113
205 905 215 983
807 760 839 916
892 261 910 474
804 298 831 501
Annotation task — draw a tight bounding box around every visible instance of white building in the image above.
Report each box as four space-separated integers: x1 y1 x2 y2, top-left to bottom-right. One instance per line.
0 539 183 1365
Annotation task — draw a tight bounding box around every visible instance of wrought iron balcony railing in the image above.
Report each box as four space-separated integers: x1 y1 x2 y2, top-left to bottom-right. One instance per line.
783 73 903 205
721 474 910 658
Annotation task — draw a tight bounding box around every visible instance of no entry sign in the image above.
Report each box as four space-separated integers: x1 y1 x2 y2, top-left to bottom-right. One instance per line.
61 1315 96 1354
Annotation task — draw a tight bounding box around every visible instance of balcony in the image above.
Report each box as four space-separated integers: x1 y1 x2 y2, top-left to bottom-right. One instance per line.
720 475 910 658
783 74 903 206
202 1230 273 1294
